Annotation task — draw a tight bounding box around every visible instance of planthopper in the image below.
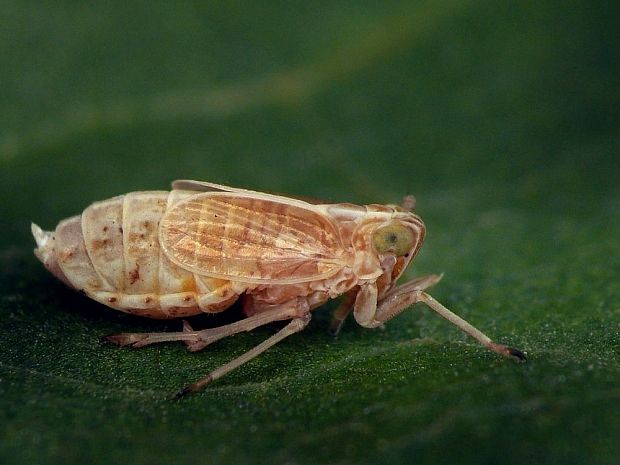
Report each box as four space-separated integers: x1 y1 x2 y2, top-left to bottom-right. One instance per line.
32 180 525 397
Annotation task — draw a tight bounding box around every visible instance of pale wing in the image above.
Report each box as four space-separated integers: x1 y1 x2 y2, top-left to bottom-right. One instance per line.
159 192 346 284
172 179 258 194
172 179 329 205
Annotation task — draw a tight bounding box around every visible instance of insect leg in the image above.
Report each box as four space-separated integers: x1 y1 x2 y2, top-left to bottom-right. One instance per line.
104 305 301 350
396 273 443 292
328 289 358 336
374 286 525 361
175 313 311 398
354 274 443 329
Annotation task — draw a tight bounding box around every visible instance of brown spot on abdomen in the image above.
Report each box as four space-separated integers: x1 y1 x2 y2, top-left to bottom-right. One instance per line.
91 239 110 251
129 264 140 284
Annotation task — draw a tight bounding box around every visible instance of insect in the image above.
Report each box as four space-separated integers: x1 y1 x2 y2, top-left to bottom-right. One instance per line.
32 179 525 397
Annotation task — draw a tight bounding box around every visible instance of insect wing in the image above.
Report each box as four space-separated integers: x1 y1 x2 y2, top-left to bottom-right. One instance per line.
160 192 346 284
172 179 328 205
172 179 259 195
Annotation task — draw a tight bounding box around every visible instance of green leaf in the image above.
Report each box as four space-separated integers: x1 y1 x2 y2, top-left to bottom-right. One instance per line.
1 1 619 464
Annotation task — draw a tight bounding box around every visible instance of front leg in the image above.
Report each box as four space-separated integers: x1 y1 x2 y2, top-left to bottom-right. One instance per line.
355 280 525 361
352 283 379 328
352 274 443 329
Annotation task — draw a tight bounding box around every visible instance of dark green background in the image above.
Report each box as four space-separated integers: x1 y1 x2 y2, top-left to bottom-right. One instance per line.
1 1 619 464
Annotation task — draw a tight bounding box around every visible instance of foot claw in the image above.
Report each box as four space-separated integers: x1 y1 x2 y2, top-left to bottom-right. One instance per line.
507 347 527 361
488 342 527 361
172 381 205 399
172 386 193 400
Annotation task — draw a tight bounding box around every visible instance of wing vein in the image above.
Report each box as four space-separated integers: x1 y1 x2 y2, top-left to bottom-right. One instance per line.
161 193 345 283
209 198 325 247
185 197 331 251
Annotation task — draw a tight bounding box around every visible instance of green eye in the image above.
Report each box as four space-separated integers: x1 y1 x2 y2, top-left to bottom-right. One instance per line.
372 222 415 257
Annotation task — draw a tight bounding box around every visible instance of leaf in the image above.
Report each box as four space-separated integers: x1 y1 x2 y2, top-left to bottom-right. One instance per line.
1 1 619 464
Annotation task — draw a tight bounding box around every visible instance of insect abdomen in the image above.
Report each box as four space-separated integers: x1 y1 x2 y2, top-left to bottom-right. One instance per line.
32 191 239 319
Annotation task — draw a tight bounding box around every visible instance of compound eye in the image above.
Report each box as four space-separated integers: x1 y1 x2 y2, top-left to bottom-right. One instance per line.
372 222 415 257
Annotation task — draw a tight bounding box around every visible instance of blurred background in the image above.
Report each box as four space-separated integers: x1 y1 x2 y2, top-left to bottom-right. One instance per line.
1 1 619 464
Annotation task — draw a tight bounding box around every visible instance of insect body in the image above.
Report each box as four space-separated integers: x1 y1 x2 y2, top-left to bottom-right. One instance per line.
32 180 524 397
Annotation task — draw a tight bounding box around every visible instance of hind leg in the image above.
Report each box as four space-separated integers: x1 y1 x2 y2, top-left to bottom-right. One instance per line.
104 296 310 351
105 304 302 350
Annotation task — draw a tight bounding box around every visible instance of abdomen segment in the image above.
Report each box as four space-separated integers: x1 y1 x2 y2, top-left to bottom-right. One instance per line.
32 191 240 319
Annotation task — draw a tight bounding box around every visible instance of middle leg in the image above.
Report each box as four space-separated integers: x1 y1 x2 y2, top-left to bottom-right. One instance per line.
175 313 311 397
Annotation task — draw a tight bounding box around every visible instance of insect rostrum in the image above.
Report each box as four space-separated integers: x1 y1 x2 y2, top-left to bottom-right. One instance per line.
32 179 525 397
